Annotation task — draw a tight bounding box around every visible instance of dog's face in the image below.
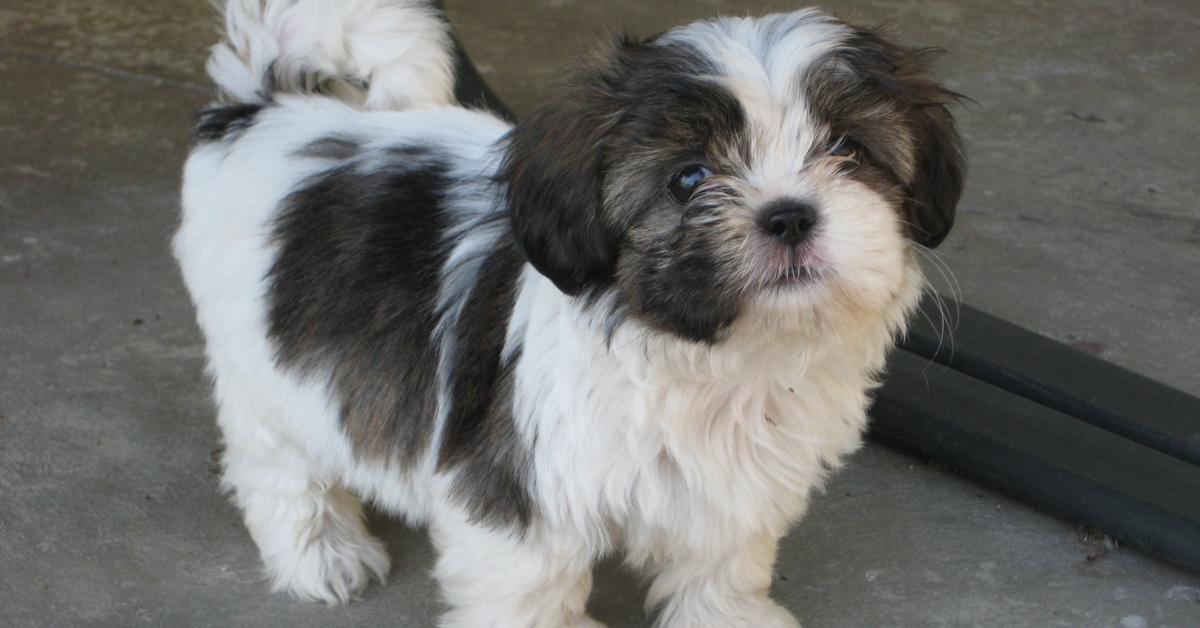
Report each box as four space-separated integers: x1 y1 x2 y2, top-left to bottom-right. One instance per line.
501 11 964 343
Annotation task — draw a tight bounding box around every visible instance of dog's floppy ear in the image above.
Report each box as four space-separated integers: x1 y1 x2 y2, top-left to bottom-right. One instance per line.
836 31 966 249
499 38 642 296
902 80 964 248
894 49 965 249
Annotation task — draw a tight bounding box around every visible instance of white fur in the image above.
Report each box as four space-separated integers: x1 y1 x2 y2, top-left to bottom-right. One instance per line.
177 2 926 626
209 0 455 109
177 98 511 605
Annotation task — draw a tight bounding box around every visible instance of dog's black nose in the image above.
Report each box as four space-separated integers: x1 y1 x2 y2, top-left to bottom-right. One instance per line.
760 201 818 246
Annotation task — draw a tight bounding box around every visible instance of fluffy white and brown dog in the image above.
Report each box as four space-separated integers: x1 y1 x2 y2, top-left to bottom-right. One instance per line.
174 0 964 625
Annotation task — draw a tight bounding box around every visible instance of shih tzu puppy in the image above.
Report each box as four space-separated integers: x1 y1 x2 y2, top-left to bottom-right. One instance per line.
174 0 964 625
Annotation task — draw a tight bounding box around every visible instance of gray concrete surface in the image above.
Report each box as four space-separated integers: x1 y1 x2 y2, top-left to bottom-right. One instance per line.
1 0 1198 626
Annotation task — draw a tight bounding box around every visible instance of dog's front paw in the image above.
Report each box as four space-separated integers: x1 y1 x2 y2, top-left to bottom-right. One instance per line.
656 597 800 628
263 520 390 605
440 609 606 628
747 599 802 628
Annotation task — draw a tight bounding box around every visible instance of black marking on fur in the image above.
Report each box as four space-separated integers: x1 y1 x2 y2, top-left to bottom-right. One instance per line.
617 232 740 345
267 156 451 465
296 135 363 161
499 35 732 298
387 144 440 159
439 235 533 528
263 60 368 100
496 33 758 343
192 103 263 144
267 150 534 528
500 34 751 343
603 46 749 344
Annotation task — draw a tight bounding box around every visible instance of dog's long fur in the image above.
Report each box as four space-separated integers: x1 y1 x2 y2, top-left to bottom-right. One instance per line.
174 1 964 625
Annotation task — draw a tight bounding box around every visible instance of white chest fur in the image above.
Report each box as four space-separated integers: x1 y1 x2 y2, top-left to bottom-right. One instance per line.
508 269 899 563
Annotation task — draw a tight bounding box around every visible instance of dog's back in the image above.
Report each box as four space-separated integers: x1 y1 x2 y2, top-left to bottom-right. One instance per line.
174 0 517 605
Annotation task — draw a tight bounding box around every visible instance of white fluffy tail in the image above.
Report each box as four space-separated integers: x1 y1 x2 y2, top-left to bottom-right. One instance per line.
206 0 456 110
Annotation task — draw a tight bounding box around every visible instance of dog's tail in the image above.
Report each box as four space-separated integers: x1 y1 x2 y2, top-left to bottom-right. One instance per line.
206 0 455 110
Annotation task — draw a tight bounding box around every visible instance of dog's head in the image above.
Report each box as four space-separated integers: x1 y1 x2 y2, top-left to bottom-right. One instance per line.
500 10 964 343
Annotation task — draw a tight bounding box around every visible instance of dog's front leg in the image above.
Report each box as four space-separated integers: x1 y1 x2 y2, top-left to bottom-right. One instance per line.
646 532 799 628
430 506 603 628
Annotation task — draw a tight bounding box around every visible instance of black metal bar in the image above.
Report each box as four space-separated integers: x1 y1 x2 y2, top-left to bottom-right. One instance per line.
872 350 1200 572
901 296 1200 467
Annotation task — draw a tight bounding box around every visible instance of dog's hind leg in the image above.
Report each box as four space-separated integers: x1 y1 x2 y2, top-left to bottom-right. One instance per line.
216 401 391 605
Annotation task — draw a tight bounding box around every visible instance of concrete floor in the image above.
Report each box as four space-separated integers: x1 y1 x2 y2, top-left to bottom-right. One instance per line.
1 0 1198 626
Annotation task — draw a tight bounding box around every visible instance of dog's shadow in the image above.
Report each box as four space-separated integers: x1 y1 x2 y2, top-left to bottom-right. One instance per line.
368 509 650 626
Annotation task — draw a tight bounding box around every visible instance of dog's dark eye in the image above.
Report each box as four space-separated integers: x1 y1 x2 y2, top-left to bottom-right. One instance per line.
669 164 714 203
829 137 863 166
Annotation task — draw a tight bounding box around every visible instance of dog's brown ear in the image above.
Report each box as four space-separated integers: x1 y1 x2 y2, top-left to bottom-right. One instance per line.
901 75 965 249
499 37 644 296
833 31 966 249
892 47 965 249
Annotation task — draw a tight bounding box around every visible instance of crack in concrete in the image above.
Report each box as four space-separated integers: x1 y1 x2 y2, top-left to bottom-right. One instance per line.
0 46 210 94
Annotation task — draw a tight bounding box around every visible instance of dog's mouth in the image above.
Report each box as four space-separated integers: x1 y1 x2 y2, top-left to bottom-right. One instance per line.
759 244 825 293
764 264 818 291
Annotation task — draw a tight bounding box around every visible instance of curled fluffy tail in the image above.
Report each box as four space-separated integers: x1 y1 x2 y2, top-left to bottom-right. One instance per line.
206 0 455 110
